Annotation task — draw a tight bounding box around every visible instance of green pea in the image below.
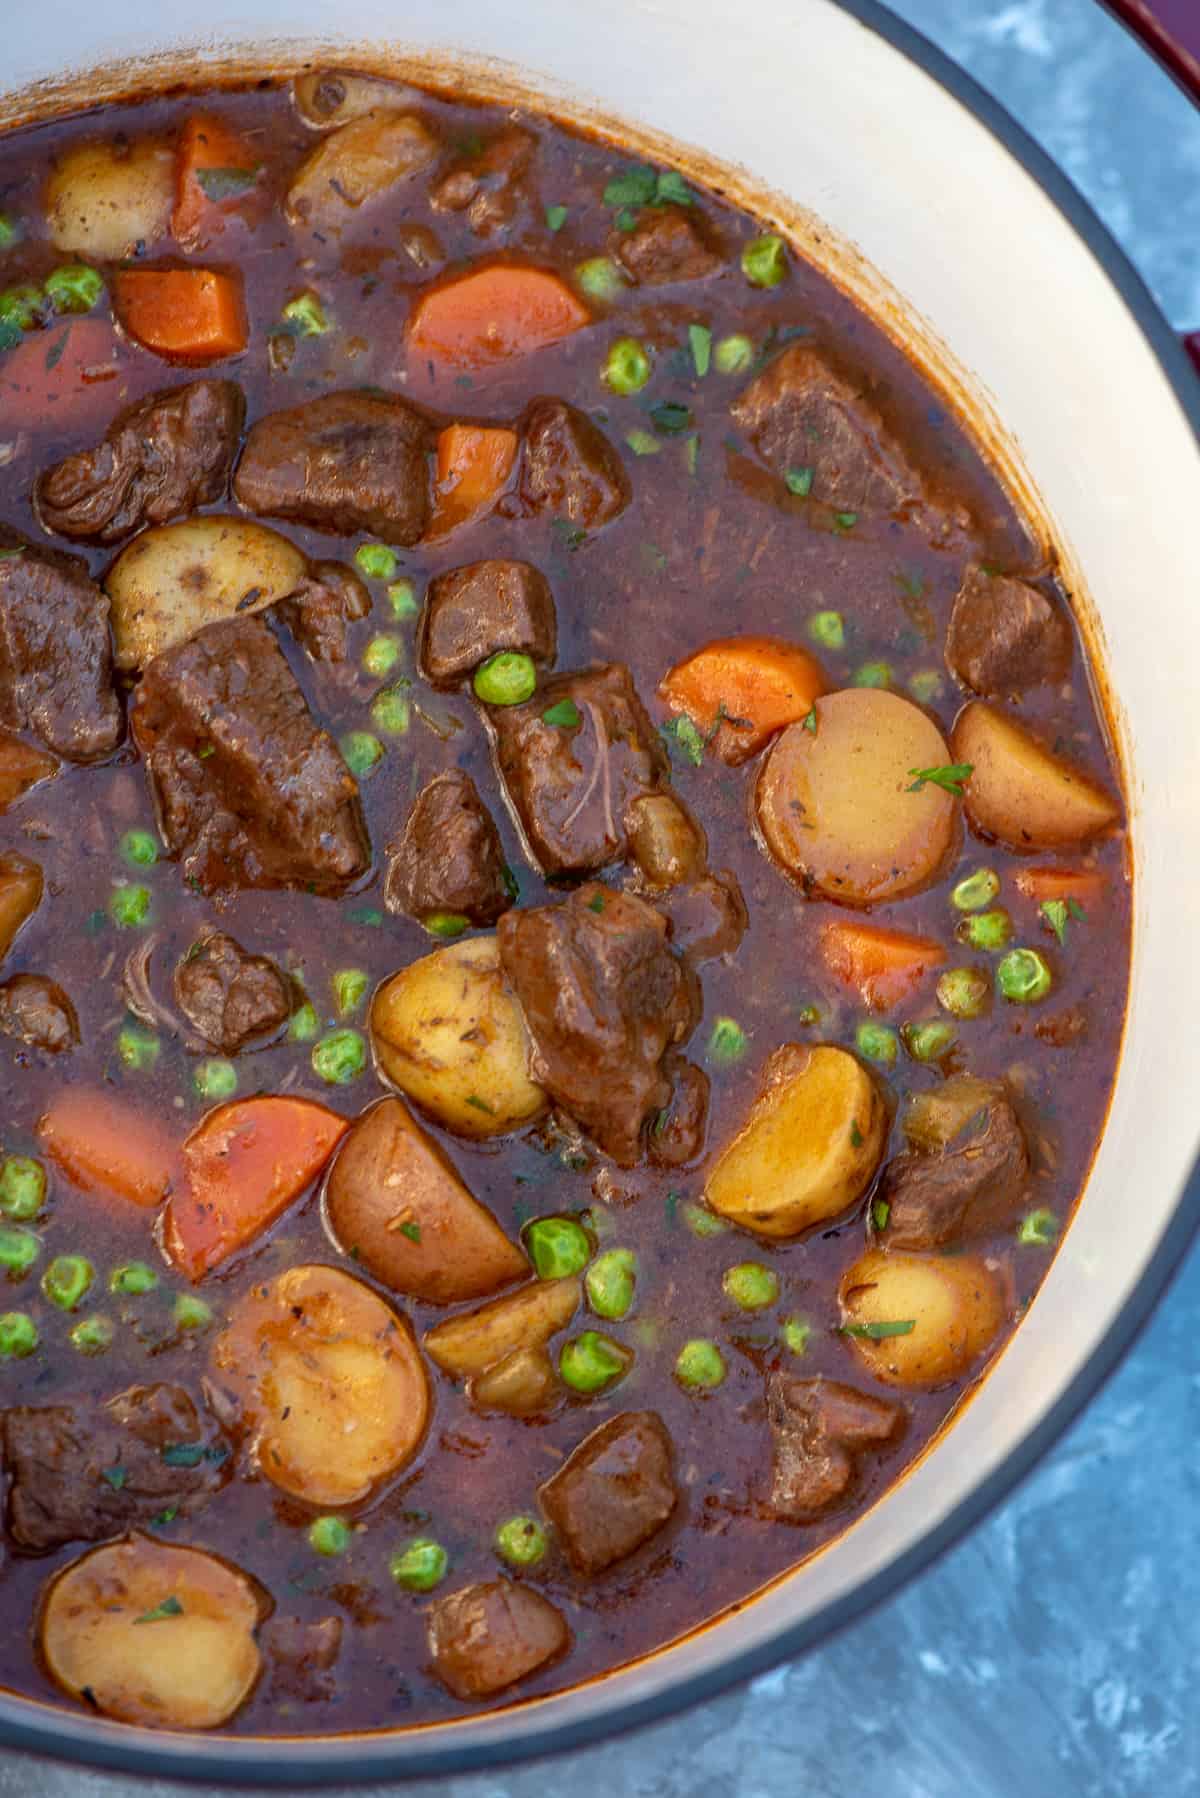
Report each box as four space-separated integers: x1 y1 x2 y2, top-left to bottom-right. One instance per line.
0 1312 38 1359
576 257 626 302
714 332 755 374
194 1059 238 1101
387 578 419 618
602 335 651 395
389 1537 448 1591
312 1028 367 1084
494 1514 548 1568
354 542 399 581
559 1330 632 1394
0 1156 46 1221
997 948 1053 1004
525 1216 591 1280
281 290 330 336
174 1294 213 1332
42 1254 94 1312
362 634 403 679
109 884 151 928
740 234 788 288
70 1314 113 1356
809 610 845 651
117 1027 159 1072
473 651 538 707
722 1262 779 1312
309 1515 352 1557
908 669 945 705
44 262 104 313
110 1261 159 1296
674 1338 727 1389
682 1201 729 1239
957 908 1013 952
0 1226 39 1281
902 1019 957 1064
0 284 42 331
780 1314 812 1356
423 912 470 940
785 466 813 496
371 684 412 736
855 1021 898 1066
586 1248 637 1320
951 868 1000 912
1018 1208 1058 1246
707 1016 747 1066
119 829 159 868
853 661 894 690
340 731 384 778
936 966 991 1020
289 1000 319 1043
332 968 369 1017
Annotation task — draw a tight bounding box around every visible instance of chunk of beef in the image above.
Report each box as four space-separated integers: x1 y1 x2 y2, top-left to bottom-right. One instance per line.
276 560 371 663
427 1580 569 1700
35 380 244 544
234 390 432 544
647 1060 709 1168
430 127 535 236
2 1383 232 1553
419 560 556 687
0 536 122 761
131 616 369 897
385 769 512 927
0 975 78 1053
490 663 668 877
519 399 630 530
880 1093 1030 1251
615 206 722 285
174 931 292 1054
0 730 57 814
768 1374 904 1522
262 1616 344 1705
945 565 1073 698
498 883 699 1165
660 871 748 963
539 1411 679 1574
730 344 926 518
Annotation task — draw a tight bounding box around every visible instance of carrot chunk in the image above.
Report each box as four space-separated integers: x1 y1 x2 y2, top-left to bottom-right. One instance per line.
114 268 248 363
39 1090 179 1210
1013 866 1105 908
407 265 590 372
163 1096 350 1281
660 636 828 765
820 919 946 1012
173 113 262 247
427 424 519 538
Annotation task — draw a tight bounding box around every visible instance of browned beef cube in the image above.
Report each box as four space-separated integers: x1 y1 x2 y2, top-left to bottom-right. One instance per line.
539 1411 679 1574
3 1383 233 1552
647 1060 709 1168
0 536 122 761
0 974 78 1053
275 560 371 663
768 1374 904 1522
498 883 699 1165
660 871 748 964
430 127 535 236
427 1581 569 1700
880 1093 1030 1251
131 616 369 897
174 932 292 1053
945 565 1072 698
615 206 722 285
234 390 432 544
385 769 512 927
35 379 244 544
490 664 667 878
419 560 556 687
262 1616 344 1705
519 399 630 530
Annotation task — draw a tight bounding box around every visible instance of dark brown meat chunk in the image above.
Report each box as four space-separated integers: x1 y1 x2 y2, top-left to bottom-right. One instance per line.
0 536 122 762
275 560 371 663
419 560 556 687
519 399 630 530
2 1383 232 1553
131 616 369 897
498 883 699 1165
234 390 431 544
429 128 535 236
615 206 722 285
262 1616 344 1705
427 1580 569 1700
768 1374 904 1522
174 931 292 1053
945 565 1073 698
385 769 512 927
0 731 57 814
539 1411 679 1574
647 1060 710 1168
660 871 748 963
490 663 668 878
0 974 78 1053
880 1093 1030 1251
35 380 244 544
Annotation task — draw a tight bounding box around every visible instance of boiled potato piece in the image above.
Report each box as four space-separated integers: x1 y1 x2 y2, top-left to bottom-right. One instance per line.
705 1044 886 1239
627 793 707 889
213 1264 430 1507
40 1535 266 1730
757 688 959 904
325 1096 528 1304
45 138 174 260
0 852 43 964
952 701 1120 852
469 1345 559 1416
105 517 309 670
294 69 412 131
287 111 438 227
902 1075 1003 1153
371 936 547 1138
424 1277 581 1381
839 1246 1006 1386
0 731 57 813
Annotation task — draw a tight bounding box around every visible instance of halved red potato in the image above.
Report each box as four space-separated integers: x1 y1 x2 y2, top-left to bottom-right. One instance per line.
424 1277 581 1381
838 1246 1007 1386
952 702 1120 852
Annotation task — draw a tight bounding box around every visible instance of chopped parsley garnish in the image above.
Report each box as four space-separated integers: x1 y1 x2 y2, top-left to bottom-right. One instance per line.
688 323 711 377
133 1595 184 1624
849 1120 864 1149
1018 1208 1058 1247
661 714 706 767
602 163 694 212
545 203 568 232
786 466 814 497
834 511 858 531
841 1319 916 1340
465 1094 496 1115
872 1199 890 1233
1040 897 1085 944
542 698 581 729
907 763 974 795
802 706 818 734
347 906 384 927
649 400 693 434
150 1507 179 1527
626 427 661 456
399 1221 422 1243
707 1016 748 1067
161 1441 226 1468
195 164 261 201
588 891 606 914
550 518 587 552
100 1465 127 1490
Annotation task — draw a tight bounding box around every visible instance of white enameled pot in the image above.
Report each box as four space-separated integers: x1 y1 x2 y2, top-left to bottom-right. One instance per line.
2 1 1199 1783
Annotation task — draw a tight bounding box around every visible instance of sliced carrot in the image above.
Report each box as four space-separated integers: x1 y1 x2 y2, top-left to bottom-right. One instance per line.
407 264 591 372
1014 866 1105 908
0 316 125 432
0 732 57 813
39 1090 179 1210
660 636 828 765
820 919 946 1012
163 1096 350 1281
426 423 519 539
114 268 248 363
173 113 262 247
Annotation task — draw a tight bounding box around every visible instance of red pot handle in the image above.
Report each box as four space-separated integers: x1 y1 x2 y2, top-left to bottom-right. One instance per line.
1098 1 1200 105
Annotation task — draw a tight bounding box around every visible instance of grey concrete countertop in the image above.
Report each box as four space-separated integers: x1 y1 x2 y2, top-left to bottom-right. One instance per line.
3 2 1199 1794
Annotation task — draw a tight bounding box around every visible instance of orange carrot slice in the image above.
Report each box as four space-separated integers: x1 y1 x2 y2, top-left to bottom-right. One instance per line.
39 1090 179 1210
426 423 519 538
660 636 828 765
1013 866 1105 908
114 268 248 363
408 265 590 372
820 919 946 1012
173 113 262 247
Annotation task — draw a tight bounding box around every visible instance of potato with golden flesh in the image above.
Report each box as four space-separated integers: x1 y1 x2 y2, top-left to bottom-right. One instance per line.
40 1535 267 1730
213 1265 430 1508
705 1044 886 1239
45 138 174 260
839 1246 1006 1386
286 111 438 227
627 793 707 889
756 688 959 904
293 70 412 131
324 1097 528 1304
952 701 1120 852
370 936 547 1138
0 853 43 964
424 1277 581 1381
469 1345 559 1417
